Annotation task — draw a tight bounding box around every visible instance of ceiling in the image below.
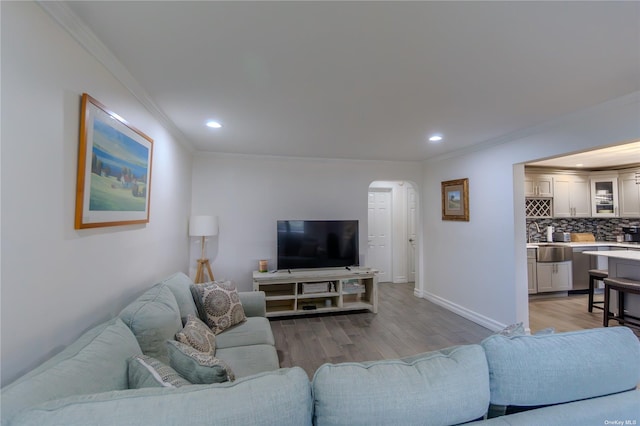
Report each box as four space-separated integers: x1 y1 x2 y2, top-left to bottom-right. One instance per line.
56 1 640 163
527 141 640 170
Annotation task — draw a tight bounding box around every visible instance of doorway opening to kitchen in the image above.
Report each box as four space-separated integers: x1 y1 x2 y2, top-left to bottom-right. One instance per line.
521 141 640 334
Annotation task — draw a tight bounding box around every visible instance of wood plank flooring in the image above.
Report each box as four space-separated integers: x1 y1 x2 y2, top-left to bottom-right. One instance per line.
529 293 604 333
529 292 640 338
270 283 639 378
270 282 493 378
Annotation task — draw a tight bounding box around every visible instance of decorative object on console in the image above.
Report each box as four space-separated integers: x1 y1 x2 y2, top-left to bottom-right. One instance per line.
259 259 268 272
75 93 153 229
441 178 469 221
189 215 218 283
190 281 247 334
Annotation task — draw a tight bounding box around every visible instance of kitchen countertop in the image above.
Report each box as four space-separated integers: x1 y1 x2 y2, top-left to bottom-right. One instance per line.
526 242 640 250
582 250 640 261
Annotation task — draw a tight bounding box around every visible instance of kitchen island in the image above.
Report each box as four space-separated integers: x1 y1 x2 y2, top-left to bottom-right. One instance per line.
583 249 640 319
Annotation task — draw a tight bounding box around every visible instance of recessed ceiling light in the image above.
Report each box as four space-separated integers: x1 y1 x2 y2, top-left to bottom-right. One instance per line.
206 120 222 129
429 135 443 142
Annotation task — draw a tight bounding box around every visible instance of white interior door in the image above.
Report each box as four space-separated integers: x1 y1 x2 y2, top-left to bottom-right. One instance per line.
368 189 392 282
407 186 417 283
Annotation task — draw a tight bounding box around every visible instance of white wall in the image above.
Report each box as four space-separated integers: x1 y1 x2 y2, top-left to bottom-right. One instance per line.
420 93 640 330
0 2 193 385
191 154 423 291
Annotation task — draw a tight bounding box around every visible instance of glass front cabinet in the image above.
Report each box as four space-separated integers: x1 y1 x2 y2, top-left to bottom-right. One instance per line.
590 176 619 217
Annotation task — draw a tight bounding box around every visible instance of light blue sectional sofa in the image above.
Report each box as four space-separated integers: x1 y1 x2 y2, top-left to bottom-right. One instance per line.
2 272 639 425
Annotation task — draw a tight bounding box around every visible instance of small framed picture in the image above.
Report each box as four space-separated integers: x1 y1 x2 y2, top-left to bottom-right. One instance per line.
75 94 153 229
441 178 469 221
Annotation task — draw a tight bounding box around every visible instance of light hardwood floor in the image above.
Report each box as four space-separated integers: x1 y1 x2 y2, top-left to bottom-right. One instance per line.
529 292 640 337
270 282 494 378
270 283 637 378
529 293 604 333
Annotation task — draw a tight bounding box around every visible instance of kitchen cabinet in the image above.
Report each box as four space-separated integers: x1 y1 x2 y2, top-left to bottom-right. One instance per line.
527 248 537 294
618 169 640 217
553 174 591 217
536 261 572 293
590 175 619 217
525 174 553 197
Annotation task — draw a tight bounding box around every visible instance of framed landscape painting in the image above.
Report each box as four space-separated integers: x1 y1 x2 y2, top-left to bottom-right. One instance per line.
75 93 153 229
441 178 469 221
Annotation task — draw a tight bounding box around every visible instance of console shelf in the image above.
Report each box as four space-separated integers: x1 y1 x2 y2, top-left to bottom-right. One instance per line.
253 268 378 318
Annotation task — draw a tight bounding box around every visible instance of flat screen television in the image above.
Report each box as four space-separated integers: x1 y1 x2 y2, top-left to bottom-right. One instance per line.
277 220 359 270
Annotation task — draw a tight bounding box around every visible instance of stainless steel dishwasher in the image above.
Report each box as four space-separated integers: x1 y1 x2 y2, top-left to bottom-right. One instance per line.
571 248 595 291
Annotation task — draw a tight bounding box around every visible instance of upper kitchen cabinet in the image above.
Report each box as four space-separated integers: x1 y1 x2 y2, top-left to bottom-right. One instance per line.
553 174 591 217
525 174 553 197
619 169 640 217
590 175 619 217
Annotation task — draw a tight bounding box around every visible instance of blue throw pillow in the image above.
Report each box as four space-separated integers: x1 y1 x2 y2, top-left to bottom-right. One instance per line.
166 340 235 384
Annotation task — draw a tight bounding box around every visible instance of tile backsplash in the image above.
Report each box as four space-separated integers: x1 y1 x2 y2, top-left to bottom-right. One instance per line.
526 217 640 242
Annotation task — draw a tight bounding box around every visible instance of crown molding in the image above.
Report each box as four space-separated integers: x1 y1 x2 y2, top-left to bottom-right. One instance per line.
37 1 194 152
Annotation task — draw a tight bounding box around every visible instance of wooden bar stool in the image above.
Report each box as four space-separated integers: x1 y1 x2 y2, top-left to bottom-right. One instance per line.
602 277 640 330
587 269 607 312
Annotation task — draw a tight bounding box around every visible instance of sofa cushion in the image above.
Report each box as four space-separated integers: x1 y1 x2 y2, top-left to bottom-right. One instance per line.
0 318 141 424
238 290 267 318
128 355 191 389
215 316 275 349
215 344 280 379
119 284 183 363
311 344 490 426
470 390 640 426
175 314 216 354
481 327 640 408
7 367 313 426
157 272 198 324
166 340 234 383
191 281 246 334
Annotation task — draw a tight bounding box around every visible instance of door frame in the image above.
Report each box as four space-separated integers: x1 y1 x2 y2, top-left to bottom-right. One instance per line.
367 181 419 284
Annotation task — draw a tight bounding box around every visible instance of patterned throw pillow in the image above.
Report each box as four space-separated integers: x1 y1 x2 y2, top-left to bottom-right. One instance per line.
190 281 246 334
166 340 235 383
176 314 216 355
496 322 526 337
128 354 190 389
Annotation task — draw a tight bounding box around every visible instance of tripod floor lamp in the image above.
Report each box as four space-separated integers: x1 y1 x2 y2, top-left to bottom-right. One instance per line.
189 215 218 284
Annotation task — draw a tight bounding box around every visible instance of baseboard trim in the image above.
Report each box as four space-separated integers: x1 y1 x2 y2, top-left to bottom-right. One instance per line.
421 291 506 332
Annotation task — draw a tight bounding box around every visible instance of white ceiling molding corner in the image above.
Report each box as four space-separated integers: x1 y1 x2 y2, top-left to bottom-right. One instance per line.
37 0 195 152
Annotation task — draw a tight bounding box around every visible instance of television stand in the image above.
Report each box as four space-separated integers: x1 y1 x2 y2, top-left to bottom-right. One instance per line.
252 268 378 318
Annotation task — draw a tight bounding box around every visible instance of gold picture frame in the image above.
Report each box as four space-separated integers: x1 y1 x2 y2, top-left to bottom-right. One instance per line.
441 178 469 221
75 94 154 229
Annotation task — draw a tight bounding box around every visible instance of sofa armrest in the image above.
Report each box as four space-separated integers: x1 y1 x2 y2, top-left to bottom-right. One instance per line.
238 291 266 317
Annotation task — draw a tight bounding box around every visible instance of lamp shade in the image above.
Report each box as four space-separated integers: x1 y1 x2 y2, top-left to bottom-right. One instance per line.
189 215 218 237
